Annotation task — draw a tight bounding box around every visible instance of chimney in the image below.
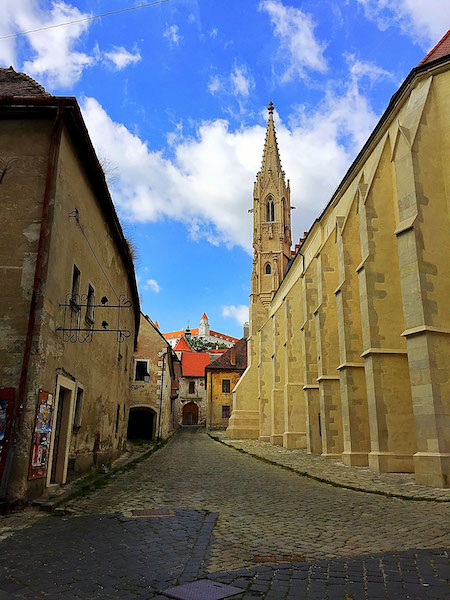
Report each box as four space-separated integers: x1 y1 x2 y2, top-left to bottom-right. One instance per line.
243 322 249 339
230 347 236 366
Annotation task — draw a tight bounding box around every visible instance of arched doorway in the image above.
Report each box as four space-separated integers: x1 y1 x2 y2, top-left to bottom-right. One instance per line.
127 407 156 440
182 402 198 425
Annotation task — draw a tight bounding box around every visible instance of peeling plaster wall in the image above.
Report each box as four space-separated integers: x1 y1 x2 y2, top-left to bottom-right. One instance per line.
130 315 177 440
1 119 138 501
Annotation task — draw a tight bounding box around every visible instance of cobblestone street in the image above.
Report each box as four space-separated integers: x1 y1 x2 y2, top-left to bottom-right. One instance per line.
1 427 449 599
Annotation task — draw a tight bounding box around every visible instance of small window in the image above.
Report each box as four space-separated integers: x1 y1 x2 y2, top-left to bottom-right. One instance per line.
189 381 195 394
265 263 271 274
266 198 275 222
135 360 148 381
71 265 80 309
222 405 231 419
73 387 83 429
222 379 231 393
85 284 95 324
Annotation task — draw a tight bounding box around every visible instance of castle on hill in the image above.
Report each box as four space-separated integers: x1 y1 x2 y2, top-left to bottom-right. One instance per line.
162 313 241 349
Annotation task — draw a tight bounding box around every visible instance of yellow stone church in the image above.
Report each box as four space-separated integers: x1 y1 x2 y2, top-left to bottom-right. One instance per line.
226 33 450 489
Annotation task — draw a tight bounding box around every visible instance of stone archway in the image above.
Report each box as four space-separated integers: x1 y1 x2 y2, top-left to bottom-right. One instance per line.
127 407 156 440
182 402 198 425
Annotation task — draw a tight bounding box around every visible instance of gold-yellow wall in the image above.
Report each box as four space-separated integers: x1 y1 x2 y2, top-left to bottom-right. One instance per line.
227 62 450 488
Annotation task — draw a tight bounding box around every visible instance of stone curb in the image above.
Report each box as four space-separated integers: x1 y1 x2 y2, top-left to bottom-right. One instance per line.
33 431 178 513
208 433 450 503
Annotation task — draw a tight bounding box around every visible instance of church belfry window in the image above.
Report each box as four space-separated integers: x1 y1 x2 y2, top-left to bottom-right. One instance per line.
265 263 272 274
266 197 274 222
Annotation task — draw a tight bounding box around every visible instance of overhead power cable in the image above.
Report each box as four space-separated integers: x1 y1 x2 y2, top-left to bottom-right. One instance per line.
0 0 169 41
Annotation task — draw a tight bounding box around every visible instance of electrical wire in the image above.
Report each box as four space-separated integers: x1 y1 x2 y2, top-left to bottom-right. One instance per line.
0 0 169 41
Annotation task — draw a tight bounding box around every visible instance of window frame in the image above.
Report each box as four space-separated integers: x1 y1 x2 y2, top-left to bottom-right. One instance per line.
222 405 231 419
188 381 195 395
72 384 84 430
134 359 150 382
85 283 95 325
70 264 81 311
222 379 231 393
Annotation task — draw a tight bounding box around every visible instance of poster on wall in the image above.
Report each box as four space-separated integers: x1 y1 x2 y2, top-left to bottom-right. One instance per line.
0 388 14 480
28 390 54 480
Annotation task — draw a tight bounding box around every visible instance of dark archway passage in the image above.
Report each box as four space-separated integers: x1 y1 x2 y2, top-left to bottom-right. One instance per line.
127 407 156 440
182 402 198 425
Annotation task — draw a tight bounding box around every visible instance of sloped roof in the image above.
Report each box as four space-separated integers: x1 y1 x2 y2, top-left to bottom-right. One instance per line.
201 313 208 319
205 338 247 371
0 67 50 96
163 327 239 344
418 30 450 66
182 352 210 377
173 335 194 352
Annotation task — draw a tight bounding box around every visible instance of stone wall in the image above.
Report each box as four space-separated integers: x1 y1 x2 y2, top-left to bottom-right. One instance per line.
227 63 450 488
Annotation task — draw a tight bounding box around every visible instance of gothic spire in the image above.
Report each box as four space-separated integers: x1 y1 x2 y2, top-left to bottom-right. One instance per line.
260 101 282 175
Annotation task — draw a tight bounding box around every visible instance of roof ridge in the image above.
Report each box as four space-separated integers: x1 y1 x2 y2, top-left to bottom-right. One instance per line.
418 29 450 66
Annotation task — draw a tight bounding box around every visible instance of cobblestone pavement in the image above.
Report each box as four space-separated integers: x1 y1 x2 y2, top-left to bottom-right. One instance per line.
1 427 449 599
213 433 450 502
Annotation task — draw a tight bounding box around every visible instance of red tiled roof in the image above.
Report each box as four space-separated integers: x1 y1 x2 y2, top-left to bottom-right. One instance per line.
205 338 248 371
162 328 239 343
201 313 208 319
209 330 239 343
418 30 450 66
163 328 199 339
173 336 194 352
182 352 211 377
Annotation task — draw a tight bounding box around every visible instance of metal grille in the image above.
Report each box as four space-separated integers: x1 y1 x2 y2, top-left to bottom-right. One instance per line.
163 580 243 600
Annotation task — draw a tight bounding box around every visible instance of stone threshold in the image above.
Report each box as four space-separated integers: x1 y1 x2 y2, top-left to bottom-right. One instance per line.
208 433 450 503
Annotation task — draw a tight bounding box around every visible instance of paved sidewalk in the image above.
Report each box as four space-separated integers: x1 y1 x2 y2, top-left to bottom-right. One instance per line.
211 432 450 502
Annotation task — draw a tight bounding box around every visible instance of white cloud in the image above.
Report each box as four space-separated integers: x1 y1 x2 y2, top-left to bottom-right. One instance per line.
209 28 218 39
357 0 449 48
208 64 255 100
230 65 254 98
208 75 222 95
345 53 394 85
144 279 161 293
163 24 182 45
80 57 383 254
222 305 249 326
104 46 141 70
0 0 96 89
259 0 327 81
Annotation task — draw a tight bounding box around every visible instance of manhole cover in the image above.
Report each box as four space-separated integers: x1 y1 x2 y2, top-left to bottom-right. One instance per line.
123 508 175 518
163 580 243 600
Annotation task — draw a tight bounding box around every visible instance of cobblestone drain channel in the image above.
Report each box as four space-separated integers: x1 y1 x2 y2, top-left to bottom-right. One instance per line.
0 428 448 599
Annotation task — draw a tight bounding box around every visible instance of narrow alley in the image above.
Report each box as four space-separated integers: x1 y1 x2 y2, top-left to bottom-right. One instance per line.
1 428 448 599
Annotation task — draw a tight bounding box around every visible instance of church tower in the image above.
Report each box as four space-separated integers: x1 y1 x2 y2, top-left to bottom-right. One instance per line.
251 102 292 310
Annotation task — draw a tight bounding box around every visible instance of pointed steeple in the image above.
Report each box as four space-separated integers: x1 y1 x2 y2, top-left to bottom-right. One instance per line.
261 101 282 175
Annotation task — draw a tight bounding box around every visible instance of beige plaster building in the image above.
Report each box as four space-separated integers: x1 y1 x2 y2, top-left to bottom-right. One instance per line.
0 69 140 503
205 338 248 429
129 314 180 441
227 36 450 488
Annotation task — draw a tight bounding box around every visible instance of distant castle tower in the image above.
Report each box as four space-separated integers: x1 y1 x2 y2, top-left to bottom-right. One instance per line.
251 102 292 313
198 313 210 337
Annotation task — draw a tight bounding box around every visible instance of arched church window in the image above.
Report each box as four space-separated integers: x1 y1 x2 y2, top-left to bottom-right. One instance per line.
266 197 274 222
265 263 272 274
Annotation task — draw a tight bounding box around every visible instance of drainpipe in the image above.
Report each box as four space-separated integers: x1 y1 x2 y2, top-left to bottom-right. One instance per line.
0 101 64 501
157 351 166 440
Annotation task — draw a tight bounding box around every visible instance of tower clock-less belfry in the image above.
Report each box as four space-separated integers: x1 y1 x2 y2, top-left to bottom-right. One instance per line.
251 101 292 307
227 102 293 439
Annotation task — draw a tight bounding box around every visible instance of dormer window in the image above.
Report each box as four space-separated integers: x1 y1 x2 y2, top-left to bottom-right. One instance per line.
266 198 275 222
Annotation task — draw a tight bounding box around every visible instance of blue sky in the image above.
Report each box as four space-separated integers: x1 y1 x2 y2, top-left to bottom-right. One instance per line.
2 1 448 338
